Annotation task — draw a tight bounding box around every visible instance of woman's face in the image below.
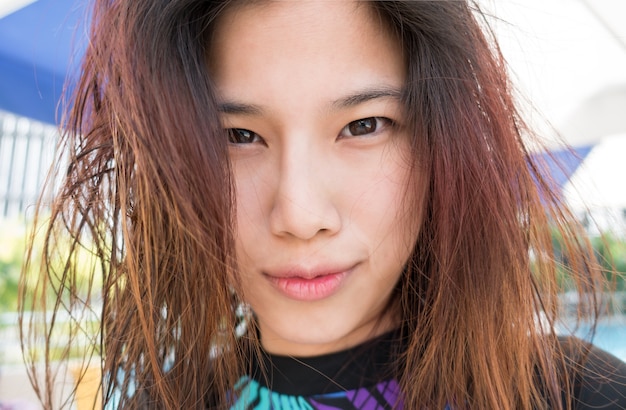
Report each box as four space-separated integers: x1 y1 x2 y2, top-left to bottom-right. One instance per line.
211 1 425 356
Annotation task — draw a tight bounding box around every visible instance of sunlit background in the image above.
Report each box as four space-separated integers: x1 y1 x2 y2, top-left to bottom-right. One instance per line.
1 0 625 408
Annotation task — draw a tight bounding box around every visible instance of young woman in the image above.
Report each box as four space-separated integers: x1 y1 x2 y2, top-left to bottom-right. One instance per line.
20 1 626 409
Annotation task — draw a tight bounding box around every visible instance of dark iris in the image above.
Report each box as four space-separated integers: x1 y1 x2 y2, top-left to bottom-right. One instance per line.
228 128 257 144
348 117 377 136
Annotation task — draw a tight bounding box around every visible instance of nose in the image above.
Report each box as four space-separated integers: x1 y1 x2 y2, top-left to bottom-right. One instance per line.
269 143 341 240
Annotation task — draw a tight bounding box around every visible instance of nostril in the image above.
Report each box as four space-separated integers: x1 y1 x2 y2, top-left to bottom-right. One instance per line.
269 193 341 240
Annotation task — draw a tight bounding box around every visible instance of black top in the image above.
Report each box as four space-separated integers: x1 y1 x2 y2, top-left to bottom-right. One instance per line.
229 330 626 409
559 336 626 409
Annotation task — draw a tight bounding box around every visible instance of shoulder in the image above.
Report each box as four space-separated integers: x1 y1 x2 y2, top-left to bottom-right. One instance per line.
558 336 626 409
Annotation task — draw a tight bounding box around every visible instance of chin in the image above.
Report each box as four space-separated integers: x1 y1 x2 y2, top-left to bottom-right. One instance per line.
258 313 391 357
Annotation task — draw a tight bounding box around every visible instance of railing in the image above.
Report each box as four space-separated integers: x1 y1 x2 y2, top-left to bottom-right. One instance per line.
0 110 59 219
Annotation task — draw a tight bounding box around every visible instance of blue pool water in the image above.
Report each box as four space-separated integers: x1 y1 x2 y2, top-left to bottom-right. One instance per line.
558 318 626 361
585 323 626 361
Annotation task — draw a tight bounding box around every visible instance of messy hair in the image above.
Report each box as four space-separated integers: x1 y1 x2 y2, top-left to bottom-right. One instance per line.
20 1 602 409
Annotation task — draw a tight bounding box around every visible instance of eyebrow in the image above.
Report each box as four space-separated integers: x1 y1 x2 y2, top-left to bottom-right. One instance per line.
330 87 403 109
218 102 264 115
217 86 404 115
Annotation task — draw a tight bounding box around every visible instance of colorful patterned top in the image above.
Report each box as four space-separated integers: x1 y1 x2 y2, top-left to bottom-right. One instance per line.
228 330 626 410
106 330 626 408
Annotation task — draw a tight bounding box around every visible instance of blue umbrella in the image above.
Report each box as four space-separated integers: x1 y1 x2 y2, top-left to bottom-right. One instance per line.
532 145 594 196
0 0 89 125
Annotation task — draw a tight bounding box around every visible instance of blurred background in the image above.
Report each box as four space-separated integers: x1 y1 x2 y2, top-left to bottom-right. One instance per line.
1 0 625 408
484 0 626 368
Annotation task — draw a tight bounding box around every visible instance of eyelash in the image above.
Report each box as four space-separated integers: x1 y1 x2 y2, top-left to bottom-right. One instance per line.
338 117 392 139
227 128 263 145
226 116 393 145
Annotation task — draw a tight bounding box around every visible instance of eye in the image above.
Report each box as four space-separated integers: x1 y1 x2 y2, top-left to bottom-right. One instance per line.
338 117 391 138
227 128 263 144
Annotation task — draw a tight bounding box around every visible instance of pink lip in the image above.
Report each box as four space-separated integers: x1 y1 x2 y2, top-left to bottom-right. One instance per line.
264 267 353 301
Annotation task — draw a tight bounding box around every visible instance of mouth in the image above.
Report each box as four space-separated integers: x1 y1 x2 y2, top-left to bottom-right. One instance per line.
264 267 353 301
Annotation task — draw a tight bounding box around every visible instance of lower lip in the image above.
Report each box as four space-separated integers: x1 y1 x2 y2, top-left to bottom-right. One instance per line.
266 271 349 301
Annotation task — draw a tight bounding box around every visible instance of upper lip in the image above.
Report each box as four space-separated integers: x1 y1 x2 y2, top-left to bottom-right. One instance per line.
264 263 357 280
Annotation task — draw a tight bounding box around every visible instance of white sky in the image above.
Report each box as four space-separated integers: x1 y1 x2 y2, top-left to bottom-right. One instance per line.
485 0 626 220
484 0 626 148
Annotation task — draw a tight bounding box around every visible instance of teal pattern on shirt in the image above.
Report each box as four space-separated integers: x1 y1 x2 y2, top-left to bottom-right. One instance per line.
229 375 404 409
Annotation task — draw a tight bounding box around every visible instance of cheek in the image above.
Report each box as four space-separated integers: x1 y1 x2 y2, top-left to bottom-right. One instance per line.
359 190 417 276
348 147 419 249
231 167 267 268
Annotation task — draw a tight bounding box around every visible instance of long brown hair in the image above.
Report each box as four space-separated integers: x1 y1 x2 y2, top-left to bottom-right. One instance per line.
20 1 604 409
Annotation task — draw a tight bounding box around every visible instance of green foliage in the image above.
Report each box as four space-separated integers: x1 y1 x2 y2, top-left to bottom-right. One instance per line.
551 227 626 292
591 233 626 291
0 219 27 313
0 217 104 314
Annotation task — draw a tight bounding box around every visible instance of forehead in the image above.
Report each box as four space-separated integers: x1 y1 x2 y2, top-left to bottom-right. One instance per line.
211 1 387 45
208 1 404 107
